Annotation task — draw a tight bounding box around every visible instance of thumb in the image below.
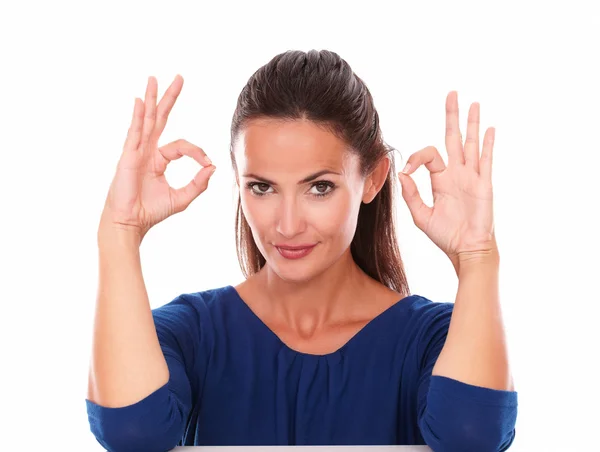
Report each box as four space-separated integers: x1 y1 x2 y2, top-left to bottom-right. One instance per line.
171 165 216 213
398 172 431 232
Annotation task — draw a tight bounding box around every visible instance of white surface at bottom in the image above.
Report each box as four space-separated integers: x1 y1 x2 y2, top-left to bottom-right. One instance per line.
172 447 432 451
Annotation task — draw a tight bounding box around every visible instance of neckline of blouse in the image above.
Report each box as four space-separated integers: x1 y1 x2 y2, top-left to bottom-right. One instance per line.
226 285 418 361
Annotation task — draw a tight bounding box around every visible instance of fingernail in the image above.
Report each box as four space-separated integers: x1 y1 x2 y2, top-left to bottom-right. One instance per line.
401 163 411 174
209 166 216 174
204 155 212 165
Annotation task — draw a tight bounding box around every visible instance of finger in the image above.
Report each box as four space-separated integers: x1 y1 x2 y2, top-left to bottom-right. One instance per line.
171 165 216 213
151 75 184 147
480 127 495 181
123 98 144 151
464 102 480 174
398 172 433 232
156 139 213 174
140 76 158 152
401 146 446 176
445 91 465 165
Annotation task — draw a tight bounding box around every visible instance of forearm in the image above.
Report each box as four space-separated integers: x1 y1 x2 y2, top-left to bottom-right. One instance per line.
431 249 513 391
87 226 169 408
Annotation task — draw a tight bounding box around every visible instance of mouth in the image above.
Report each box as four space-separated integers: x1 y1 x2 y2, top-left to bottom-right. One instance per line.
274 244 317 260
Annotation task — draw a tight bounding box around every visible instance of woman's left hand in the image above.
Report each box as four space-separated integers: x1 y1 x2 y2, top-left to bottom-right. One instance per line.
398 91 498 265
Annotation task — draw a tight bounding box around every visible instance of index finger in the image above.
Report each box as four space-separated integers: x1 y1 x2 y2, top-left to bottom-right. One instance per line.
151 75 184 145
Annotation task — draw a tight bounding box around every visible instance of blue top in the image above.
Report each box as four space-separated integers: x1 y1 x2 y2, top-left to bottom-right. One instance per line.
86 285 518 452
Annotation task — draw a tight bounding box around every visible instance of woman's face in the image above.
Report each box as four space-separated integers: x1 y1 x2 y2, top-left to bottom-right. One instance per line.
233 118 383 283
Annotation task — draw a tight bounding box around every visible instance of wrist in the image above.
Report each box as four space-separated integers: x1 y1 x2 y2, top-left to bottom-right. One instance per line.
449 247 499 276
98 223 143 250
450 255 461 276
98 208 146 245
457 247 500 266
456 251 500 279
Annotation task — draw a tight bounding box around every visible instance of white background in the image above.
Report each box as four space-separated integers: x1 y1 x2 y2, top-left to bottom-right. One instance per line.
1 1 598 450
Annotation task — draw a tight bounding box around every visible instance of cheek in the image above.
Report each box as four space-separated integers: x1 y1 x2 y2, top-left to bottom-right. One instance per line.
240 194 257 226
241 191 361 245
310 193 358 240
240 194 271 236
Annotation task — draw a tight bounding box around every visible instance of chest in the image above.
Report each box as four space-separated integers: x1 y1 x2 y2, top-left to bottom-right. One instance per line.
268 318 373 355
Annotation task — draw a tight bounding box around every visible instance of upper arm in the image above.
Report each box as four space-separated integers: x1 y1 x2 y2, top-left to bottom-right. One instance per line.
414 300 518 451
415 302 454 422
151 297 200 423
86 294 208 451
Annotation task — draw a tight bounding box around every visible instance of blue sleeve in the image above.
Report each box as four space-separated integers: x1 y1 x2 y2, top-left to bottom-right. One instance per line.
415 301 518 452
86 295 204 452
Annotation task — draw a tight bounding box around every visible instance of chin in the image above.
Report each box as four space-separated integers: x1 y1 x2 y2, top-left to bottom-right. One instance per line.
265 250 325 283
273 269 315 283
268 261 315 283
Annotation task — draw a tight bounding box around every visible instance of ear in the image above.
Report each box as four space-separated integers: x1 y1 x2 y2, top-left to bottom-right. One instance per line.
362 156 391 204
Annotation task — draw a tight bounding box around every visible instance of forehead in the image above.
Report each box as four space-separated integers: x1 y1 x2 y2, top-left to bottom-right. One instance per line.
234 118 354 175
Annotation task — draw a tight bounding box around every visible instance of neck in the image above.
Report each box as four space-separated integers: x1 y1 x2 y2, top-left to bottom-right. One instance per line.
255 247 373 331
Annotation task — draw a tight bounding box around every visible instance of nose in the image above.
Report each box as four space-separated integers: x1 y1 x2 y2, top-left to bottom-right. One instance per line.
275 196 306 238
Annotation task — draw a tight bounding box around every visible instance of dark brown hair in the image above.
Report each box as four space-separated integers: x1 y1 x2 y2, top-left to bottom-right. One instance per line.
229 49 409 296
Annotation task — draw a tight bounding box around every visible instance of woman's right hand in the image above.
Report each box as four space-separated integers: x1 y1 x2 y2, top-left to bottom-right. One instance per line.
99 75 216 241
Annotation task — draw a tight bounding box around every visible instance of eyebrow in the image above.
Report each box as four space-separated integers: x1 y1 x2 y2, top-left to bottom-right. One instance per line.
242 169 342 185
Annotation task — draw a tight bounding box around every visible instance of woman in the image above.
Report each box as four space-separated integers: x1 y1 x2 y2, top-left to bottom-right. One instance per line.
86 50 518 451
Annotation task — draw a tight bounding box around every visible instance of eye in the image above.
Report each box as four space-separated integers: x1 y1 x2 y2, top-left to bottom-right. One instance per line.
246 182 273 196
309 181 335 197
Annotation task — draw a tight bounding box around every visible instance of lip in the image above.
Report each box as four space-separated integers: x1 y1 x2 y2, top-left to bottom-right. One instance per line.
275 243 317 260
274 244 317 250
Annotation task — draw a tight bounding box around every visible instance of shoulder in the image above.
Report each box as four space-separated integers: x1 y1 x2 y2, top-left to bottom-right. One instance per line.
390 293 454 348
367 292 454 345
150 285 240 331
153 285 237 313
399 294 454 363
402 293 454 322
